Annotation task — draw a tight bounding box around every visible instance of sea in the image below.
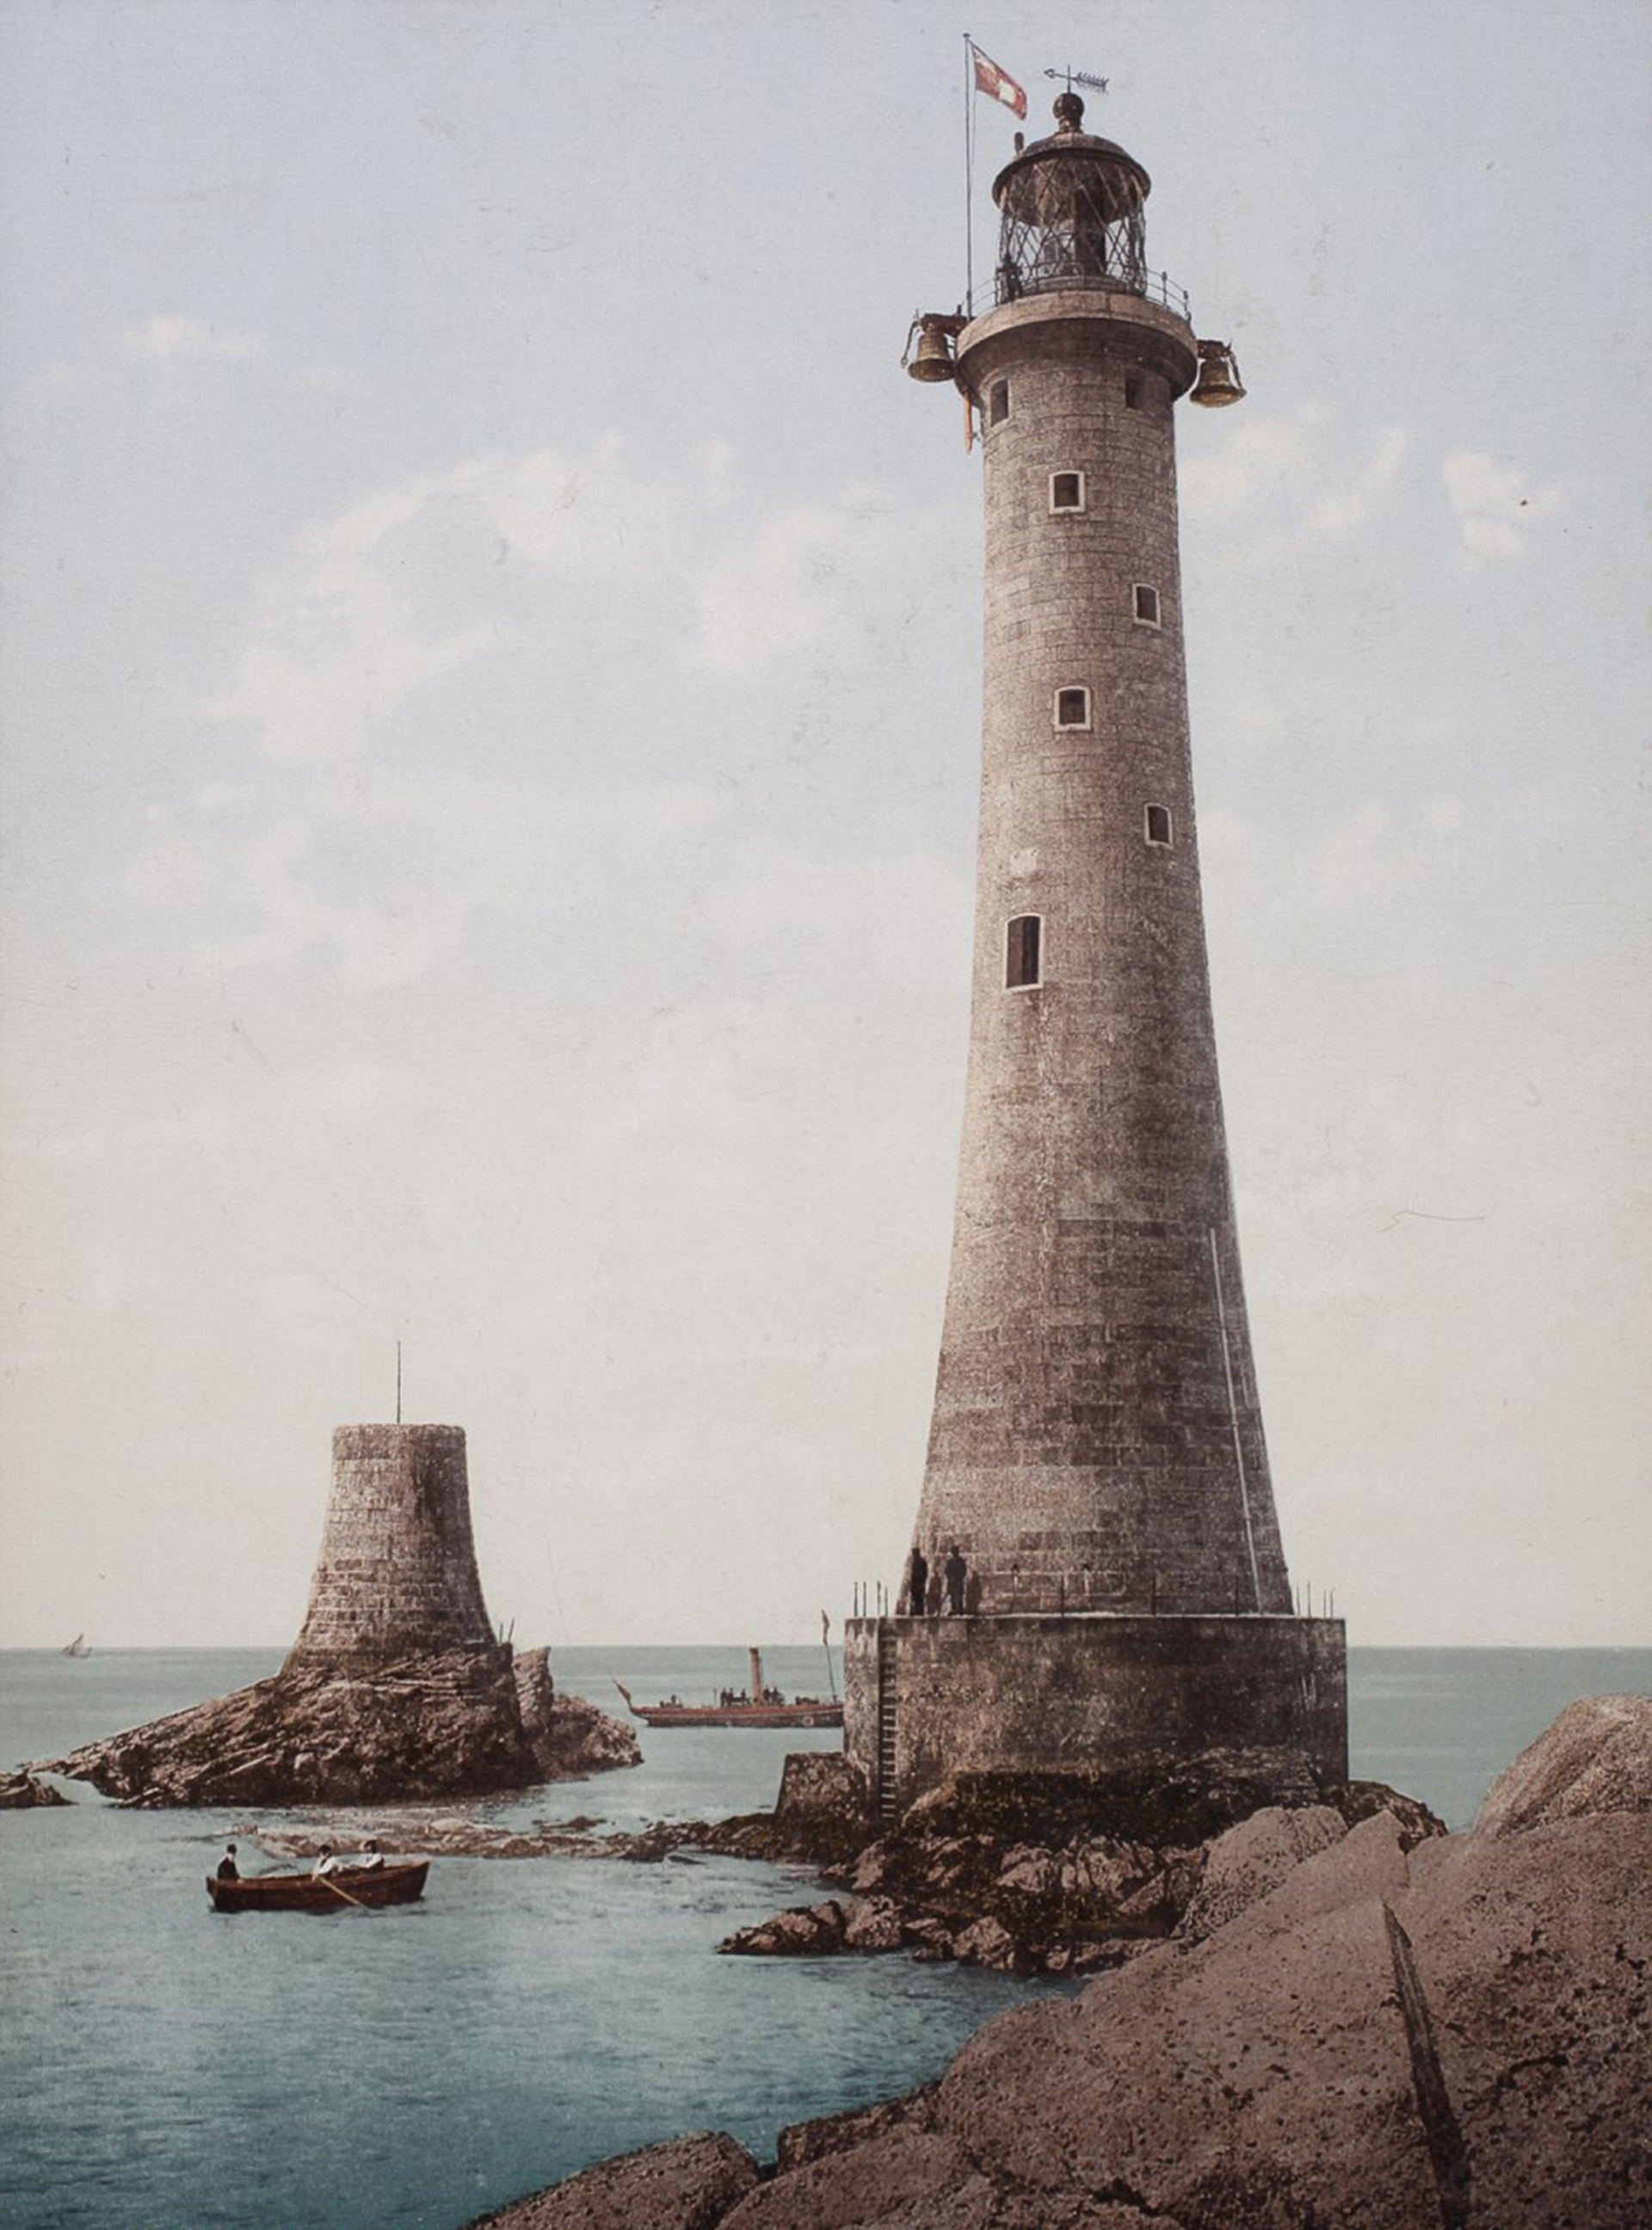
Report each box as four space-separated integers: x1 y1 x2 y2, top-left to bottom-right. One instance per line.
2 1643 1647 2230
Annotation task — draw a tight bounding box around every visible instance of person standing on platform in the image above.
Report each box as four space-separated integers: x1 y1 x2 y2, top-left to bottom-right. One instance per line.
944 1545 967 1615
907 1546 929 1616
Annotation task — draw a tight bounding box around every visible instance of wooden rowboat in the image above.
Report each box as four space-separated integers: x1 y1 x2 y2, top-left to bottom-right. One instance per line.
206 1861 428 1913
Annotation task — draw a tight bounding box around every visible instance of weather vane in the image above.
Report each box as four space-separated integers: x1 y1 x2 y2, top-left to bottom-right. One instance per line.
1045 65 1110 95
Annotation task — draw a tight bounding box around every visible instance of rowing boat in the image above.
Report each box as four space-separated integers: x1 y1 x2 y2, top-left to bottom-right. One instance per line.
206 1861 428 1913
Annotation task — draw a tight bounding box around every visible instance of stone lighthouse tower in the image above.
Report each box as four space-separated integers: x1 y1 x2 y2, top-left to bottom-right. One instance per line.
844 92 1347 1817
287 1423 496 1665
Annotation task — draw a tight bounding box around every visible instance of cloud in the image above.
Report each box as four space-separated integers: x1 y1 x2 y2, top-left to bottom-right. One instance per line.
1440 449 1563 561
1307 427 1409 537
121 436 965 991
118 313 264 369
123 798 483 988
1181 405 1409 543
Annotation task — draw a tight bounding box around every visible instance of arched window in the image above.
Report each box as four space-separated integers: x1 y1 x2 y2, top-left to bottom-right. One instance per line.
1132 584 1162 627
1005 915 1043 989
1049 470 1086 513
1054 685 1092 730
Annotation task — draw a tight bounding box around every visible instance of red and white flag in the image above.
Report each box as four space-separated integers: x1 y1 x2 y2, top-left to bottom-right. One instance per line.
971 45 1026 119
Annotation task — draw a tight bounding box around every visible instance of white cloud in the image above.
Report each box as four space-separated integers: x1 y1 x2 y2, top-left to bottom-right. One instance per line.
1181 405 1409 543
118 313 264 369
1440 448 1563 562
124 800 480 988
1180 405 1328 516
1307 427 1409 537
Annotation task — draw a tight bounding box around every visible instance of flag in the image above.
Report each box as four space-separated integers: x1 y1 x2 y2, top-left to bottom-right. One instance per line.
971 45 1026 119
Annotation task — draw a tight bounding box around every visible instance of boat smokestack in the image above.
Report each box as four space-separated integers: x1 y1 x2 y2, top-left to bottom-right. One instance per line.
749 1645 763 1702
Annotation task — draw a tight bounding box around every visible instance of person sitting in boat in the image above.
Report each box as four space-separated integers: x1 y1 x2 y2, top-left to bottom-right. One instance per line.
215 1841 239 1881
311 1844 338 1877
357 1839 385 1872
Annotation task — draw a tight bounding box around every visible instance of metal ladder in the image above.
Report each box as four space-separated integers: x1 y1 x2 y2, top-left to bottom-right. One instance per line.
875 1620 899 1824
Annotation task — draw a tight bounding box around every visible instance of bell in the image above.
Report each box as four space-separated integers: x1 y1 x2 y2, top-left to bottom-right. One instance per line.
907 319 958 383
1189 341 1245 407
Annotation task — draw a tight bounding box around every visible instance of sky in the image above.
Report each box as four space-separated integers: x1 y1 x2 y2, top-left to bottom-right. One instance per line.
1 0 1647 1652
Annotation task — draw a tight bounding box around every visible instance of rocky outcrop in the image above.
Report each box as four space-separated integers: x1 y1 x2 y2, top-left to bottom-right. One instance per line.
464 2132 758 2229
1472 1690 1652 1835
36 1646 638 1807
514 1650 641 1782
713 1774 1444 1974
0 1769 70 1807
492 1698 1652 2230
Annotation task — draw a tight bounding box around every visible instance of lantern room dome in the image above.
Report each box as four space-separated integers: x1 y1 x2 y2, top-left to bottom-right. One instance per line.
989 94 1157 305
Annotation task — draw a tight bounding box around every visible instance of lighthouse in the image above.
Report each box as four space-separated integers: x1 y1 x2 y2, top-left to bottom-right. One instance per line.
844 92 1347 1818
287 1423 496 1665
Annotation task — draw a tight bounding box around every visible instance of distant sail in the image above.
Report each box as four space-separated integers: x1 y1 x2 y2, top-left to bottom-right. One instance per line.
62 1634 91 1659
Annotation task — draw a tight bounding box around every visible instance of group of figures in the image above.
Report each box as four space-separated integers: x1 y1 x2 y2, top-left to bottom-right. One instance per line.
214 1838 387 1881
903 1544 977 1619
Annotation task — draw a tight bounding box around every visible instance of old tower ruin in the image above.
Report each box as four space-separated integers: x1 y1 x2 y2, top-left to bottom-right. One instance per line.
844 92 1347 1817
287 1422 496 1665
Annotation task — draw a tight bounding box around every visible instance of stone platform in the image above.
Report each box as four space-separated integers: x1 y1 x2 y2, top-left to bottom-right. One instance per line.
844 1613 1347 1814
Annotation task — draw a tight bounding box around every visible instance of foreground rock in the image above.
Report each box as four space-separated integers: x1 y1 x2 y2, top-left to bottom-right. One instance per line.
35 1645 638 1807
464 2132 758 2229
0 1769 70 1807
484 1696 1652 2230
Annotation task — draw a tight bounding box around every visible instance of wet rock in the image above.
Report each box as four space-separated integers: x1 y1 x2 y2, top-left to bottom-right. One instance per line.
768 1750 872 1862
902 1914 954 1956
848 1838 894 1893
950 1915 1028 1973
0 1770 69 1807
1329 1776 1447 1850
38 1646 638 1807
465 2130 758 2228
996 1843 1059 1895
515 1652 641 1781
718 1900 847 1957
843 1896 905 1951
1472 1691 1652 1836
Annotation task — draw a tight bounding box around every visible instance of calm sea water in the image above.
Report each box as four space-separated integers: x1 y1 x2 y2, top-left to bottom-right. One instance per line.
3 1643 1647 2230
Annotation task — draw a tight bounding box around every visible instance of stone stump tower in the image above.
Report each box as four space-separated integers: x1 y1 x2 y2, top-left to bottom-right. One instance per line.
287 1423 496 1665
844 93 1347 1819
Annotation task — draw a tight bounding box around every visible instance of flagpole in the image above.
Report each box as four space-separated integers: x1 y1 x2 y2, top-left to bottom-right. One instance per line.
963 33 974 310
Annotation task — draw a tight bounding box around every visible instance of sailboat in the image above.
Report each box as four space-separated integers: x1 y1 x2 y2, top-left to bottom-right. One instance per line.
61 1634 91 1659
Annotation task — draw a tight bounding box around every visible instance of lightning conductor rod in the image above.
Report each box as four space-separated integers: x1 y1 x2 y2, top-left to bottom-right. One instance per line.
396 1339 403 1425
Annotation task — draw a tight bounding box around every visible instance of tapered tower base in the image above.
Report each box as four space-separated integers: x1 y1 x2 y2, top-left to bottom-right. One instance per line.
286 1423 495 1666
844 1614 1347 1820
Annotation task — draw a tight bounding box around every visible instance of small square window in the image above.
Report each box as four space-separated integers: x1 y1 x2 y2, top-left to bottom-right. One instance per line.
1125 375 1143 409
1049 470 1085 513
1054 686 1091 730
1145 805 1173 846
1133 584 1161 627
1006 915 1042 989
989 380 1010 425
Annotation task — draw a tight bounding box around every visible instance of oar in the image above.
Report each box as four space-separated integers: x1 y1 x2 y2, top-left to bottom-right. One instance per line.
319 1870 365 1908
